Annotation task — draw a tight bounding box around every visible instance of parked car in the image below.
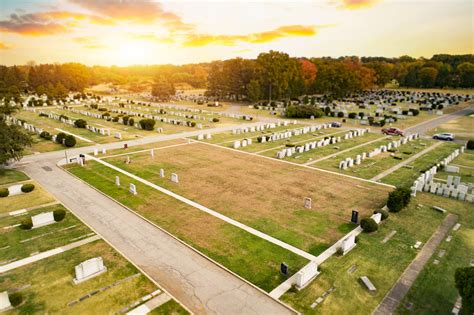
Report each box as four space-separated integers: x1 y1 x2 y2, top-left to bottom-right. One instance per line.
433 133 455 141
382 127 404 136
331 122 342 127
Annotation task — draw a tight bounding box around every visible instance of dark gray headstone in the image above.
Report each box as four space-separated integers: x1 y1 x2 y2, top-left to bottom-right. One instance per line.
351 210 359 224
280 263 288 276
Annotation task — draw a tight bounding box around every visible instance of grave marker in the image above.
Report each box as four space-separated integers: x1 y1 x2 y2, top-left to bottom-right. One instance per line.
73 257 107 284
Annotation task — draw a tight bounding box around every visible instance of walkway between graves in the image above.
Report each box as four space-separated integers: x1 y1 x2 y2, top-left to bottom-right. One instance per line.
373 213 458 315
0 201 61 218
100 141 195 159
127 292 172 315
54 128 94 143
0 235 100 273
304 135 390 166
370 142 443 182
87 154 317 261
405 106 474 136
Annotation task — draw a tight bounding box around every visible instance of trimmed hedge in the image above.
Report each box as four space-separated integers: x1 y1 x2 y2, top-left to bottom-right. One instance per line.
0 188 9 198
387 187 411 212
361 218 378 233
56 132 67 144
467 140 474 150
212 117 220 123
53 209 66 222
21 183 35 193
64 135 76 147
20 217 33 230
139 119 156 131
74 119 87 128
9 292 23 307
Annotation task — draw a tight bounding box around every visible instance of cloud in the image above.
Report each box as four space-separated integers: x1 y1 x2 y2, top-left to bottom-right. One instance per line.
0 41 11 49
69 0 193 30
337 0 379 10
183 25 318 47
73 36 107 49
0 11 114 36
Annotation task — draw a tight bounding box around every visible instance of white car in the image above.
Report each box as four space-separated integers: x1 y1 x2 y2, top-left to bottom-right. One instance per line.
433 133 455 141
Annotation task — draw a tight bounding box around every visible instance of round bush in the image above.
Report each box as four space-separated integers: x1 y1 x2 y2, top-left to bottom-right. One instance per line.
128 118 135 126
348 112 357 119
74 119 87 128
337 112 344 118
56 132 66 144
361 218 378 233
53 209 66 222
0 188 9 198
20 217 33 230
9 292 23 307
64 135 76 147
190 122 196 127
212 117 220 123
467 140 474 150
374 209 389 220
139 119 156 131
21 183 35 193
40 131 51 139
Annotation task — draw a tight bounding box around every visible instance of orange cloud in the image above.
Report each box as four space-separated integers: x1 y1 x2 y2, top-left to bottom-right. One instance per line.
69 0 193 30
338 0 379 9
0 11 114 36
0 41 11 49
183 25 317 47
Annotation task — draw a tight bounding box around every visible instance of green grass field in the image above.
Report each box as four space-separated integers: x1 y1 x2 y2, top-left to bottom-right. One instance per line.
149 299 189 315
381 142 461 187
281 193 472 314
65 161 308 292
0 170 29 185
0 180 56 214
0 204 91 262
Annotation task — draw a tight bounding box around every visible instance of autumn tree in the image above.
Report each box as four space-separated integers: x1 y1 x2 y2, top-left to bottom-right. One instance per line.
151 75 175 100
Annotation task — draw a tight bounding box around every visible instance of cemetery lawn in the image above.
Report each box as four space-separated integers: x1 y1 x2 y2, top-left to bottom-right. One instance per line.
0 204 91 262
281 193 470 314
261 132 384 163
381 142 461 187
395 193 474 314
193 123 306 144
102 142 391 254
0 180 56 214
98 138 189 157
0 170 29 185
315 138 436 179
427 114 474 141
65 161 308 292
149 299 189 315
0 240 157 314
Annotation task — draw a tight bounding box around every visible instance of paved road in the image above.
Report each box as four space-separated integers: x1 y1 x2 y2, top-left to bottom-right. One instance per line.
406 106 474 136
370 142 443 182
373 213 458 315
20 160 295 315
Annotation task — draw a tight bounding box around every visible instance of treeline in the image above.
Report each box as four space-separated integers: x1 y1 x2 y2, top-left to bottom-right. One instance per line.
0 53 473 102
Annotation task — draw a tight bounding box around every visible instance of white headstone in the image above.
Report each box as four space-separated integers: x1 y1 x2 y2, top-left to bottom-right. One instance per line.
160 169 165 178
150 149 154 158
31 212 55 228
94 149 98 156
0 292 11 311
372 212 382 224
304 197 312 209
7 184 23 196
73 257 107 284
115 176 120 186
102 148 106 155
341 234 356 254
171 173 179 183
295 261 319 289
129 183 137 195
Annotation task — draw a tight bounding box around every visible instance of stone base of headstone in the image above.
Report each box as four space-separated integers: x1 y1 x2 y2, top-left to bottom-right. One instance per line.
73 267 107 285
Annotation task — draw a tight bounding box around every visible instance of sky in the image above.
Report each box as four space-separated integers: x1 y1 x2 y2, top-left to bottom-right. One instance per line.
0 0 472 66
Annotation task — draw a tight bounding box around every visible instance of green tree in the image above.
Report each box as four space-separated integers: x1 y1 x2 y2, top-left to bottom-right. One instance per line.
247 79 262 103
151 75 175 100
455 267 474 313
418 67 439 87
457 62 474 88
0 121 32 169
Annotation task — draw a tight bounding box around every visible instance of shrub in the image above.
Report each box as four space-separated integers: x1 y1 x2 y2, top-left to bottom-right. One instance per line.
64 135 76 147
9 292 23 307
348 112 357 119
112 116 119 122
123 116 129 125
98 107 107 112
190 122 196 127
337 112 344 118
21 183 35 193
336 247 344 256
467 140 474 150
39 113 48 117
361 218 378 233
39 131 52 140
0 188 9 197
139 119 156 131
74 119 87 128
56 132 66 144
53 209 66 222
285 143 296 147
128 118 135 126
409 109 420 116
455 267 474 314
59 114 69 120
20 217 33 230
387 187 411 212
212 117 220 123
374 209 389 220
285 105 323 119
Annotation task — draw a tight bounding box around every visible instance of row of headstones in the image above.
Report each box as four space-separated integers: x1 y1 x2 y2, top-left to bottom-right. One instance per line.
246 123 332 147
111 108 202 129
413 180 473 202
276 128 368 160
233 138 253 149
39 110 109 138
5 116 44 136
231 120 293 135
85 124 111 136
160 110 214 122
339 133 419 169
197 133 212 140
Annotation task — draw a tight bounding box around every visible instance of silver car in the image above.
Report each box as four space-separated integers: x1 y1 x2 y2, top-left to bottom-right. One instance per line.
433 133 455 141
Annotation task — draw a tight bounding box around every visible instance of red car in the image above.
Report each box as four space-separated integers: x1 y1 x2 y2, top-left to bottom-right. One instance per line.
382 128 404 136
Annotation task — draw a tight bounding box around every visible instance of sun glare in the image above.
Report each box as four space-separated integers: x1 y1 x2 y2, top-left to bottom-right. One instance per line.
114 41 153 65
